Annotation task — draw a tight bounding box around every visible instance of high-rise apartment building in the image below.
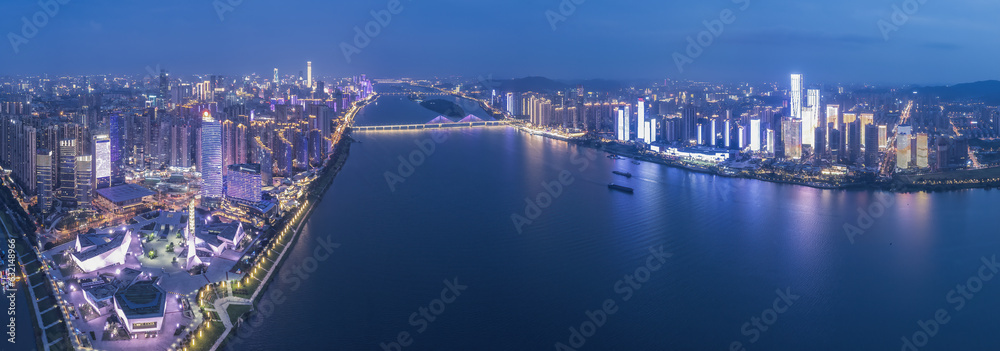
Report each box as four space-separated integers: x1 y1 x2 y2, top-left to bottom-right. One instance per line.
790 74 803 119
201 112 224 198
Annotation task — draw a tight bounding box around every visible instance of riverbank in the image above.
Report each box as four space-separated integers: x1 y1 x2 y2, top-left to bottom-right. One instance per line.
510 123 1000 193
209 133 354 351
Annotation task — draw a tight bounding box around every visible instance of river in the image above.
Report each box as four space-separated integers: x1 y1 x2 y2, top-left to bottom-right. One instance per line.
231 94 1000 350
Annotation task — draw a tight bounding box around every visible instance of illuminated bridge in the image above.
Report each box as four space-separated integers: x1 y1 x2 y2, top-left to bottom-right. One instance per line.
353 120 508 132
377 91 453 96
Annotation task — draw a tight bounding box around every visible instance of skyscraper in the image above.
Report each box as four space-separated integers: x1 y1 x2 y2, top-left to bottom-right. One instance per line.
616 108 629 141
273 68 279 85
58 139 77 203
750 119 761 151
201 112 224 198
878 125 888 150
226 164 263 202
637 98 646 141
801 106 816 147
916 133 929 168
36 149 53 214
75 155 93 209
782 118 802 160
865 124 879 168
896 125 912 169
94 135 111 189
307 61 313 89
109 112 123 185
790 74 803 119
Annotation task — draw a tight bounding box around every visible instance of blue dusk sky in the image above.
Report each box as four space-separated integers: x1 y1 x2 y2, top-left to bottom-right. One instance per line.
0 0 997 85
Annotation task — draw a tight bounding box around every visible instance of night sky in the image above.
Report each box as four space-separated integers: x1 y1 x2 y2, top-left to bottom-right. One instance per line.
1 0 996 84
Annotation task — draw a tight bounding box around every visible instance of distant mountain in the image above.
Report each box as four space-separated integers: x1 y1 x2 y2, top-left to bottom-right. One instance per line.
914 80 1000 104
496 77 627 93
569 79 623 92
498 77 570 93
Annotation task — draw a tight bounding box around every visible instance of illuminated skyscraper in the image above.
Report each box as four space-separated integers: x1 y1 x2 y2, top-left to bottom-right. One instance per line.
273 68 279 85
109 112 123 184
616 108 629 141
859 113 874 142
878 125 888 150
896 125 912 169
807 89 820 109
724 120 732 148
226 164 262 202
702 118 711 146
637 98 646 141
201 112 224 198
802 89 820 147
750 119 761 151
766 129 775 154
648 118 657 143
94 135 111 189
790 74 803 119
307 61 313 89
801 106 816 147
222 120 236 175
58 139 77 203
916 133 929 168
506 93 516 115
826 105 841 129
75 155 93 209
782 118 802 160
36 149 53 214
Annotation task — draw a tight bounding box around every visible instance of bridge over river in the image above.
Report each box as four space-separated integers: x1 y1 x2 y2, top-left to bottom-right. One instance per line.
352 120 508 132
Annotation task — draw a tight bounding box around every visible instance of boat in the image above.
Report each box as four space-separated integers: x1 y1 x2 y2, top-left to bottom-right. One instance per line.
631 160 641 165
612 171 633 178
608 184 634 193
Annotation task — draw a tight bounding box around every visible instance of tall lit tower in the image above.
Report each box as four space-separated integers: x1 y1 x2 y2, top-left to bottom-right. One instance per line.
306 61 312 89
186 196 203 268
273 68 279 85
896 125 912 169
637 98 646 141
790 74 803 119
201 112 223 198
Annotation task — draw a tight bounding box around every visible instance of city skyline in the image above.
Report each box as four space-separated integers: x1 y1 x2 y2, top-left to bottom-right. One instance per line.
3 2 1000 350
1 0 998 84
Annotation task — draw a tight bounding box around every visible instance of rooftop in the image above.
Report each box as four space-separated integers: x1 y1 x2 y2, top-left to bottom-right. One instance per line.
96 183 156 203
115 278 166 318
74 230 130 262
